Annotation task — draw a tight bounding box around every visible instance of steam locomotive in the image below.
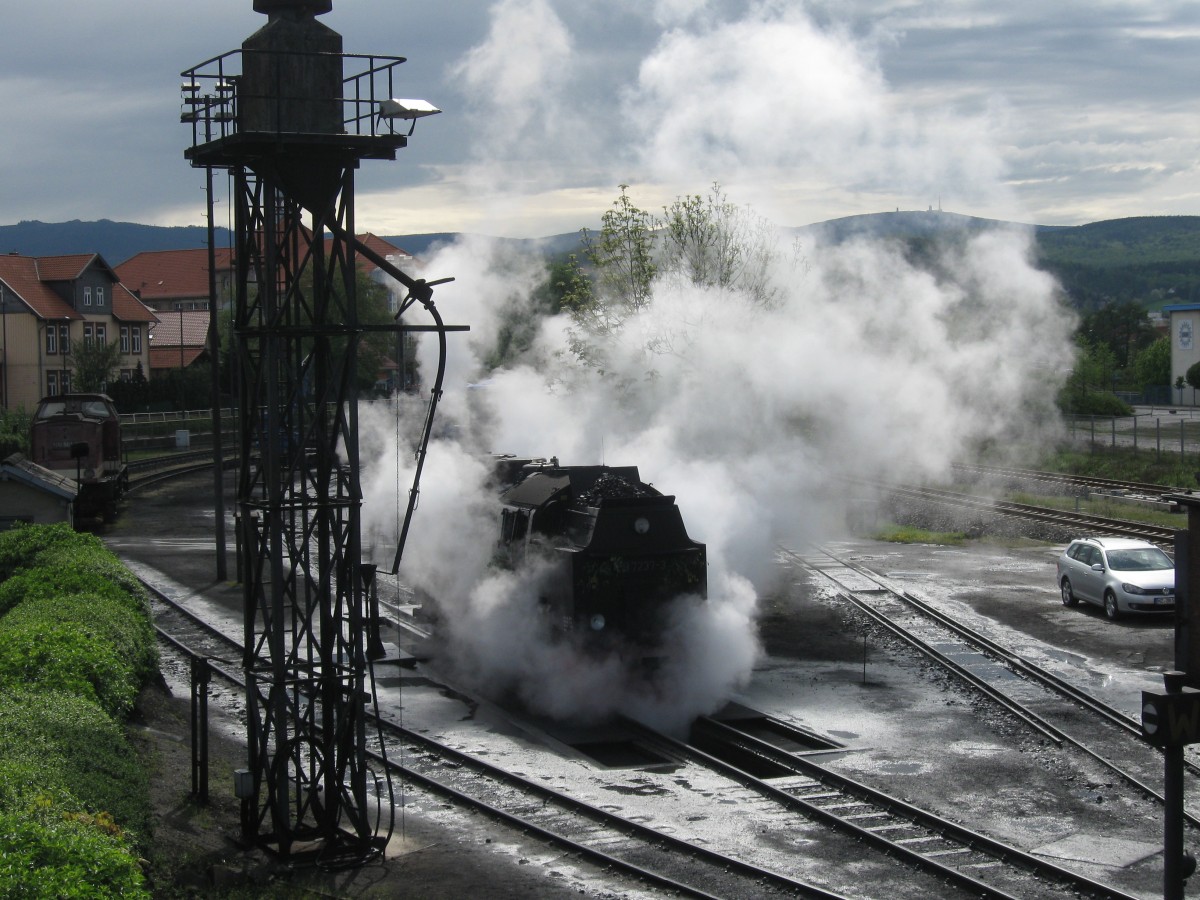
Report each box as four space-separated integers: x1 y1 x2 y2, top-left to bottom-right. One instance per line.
29 393 128 522
493 458 707 656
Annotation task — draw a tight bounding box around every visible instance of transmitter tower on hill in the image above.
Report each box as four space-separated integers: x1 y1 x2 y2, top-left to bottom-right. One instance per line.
182 0 454 863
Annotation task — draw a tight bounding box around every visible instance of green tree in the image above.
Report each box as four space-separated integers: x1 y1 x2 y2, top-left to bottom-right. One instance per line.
578 185 657 326
551 253 593 317
356 271 399 394
1081 300 1155 367
68 337 123 393
1185 361 1200 405
1062 337 1118 411
481 257 577 372
660 182 780 306
1132 336 1171 389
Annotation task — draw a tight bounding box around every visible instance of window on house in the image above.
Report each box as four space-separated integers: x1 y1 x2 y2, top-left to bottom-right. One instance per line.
47 326 57 355
97 286 105 307
47 370 58 396
83 286 92 306
61 370 70 394
120 369 133 383
132 326 142 353
96 324 106 345
120 326 130 353
83 323 93 345
58 324 70 355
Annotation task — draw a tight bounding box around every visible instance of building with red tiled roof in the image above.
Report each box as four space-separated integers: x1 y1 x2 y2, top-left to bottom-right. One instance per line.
115 247 235 312
117 234 418 315
0 252 158 411
148 309 212 377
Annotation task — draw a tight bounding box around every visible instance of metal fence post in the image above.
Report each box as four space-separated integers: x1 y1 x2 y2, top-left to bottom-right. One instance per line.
190 656 211 803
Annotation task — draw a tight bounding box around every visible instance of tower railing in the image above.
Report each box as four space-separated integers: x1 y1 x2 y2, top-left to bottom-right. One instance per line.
181 49 409 149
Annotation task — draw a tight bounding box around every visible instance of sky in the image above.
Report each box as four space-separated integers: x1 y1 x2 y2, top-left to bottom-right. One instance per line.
2 0 1198 238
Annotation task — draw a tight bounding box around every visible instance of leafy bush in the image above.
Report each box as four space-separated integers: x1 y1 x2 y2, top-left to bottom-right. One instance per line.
1057 389 1133 417
0 525 156 896
1 593 156 684
0 623 138 718
0 523 93 582
0 407 31 459
0 689 150 838
0 810 149 899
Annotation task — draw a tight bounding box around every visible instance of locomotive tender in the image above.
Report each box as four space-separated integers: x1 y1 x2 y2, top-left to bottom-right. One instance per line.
29 393 127 521
494 458 707 655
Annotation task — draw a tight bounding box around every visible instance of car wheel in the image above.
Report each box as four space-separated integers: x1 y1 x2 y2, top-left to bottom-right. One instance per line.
1061 579 1078 607
1104 590 1121 620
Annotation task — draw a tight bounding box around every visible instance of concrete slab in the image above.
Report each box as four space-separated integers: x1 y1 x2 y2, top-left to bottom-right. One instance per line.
1032 833 1161 867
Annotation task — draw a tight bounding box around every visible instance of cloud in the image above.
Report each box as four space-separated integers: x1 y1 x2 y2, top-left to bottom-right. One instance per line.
621 5 1013 224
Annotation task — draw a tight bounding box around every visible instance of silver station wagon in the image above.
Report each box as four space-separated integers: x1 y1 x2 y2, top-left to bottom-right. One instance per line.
1056 537 1175 619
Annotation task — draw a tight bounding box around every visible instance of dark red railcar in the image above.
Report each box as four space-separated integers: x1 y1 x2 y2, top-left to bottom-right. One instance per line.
30 393 127 521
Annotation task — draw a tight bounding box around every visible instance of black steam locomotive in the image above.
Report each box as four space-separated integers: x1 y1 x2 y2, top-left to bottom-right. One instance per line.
493 458 707 656
29 393 128 522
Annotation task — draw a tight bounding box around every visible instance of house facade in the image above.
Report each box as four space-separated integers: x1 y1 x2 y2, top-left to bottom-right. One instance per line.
0 253 158 412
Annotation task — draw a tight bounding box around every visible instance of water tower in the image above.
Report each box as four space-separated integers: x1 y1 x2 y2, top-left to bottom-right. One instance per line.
182 0 454 863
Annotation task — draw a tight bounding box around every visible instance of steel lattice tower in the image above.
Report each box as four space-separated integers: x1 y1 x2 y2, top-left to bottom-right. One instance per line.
182 0 432 861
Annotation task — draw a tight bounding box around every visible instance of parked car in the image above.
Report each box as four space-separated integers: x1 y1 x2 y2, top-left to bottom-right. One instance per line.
1056 537 1175 619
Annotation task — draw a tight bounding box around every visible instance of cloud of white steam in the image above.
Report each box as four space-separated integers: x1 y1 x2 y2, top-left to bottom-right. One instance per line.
621 4 1012 224
359 1 1075 733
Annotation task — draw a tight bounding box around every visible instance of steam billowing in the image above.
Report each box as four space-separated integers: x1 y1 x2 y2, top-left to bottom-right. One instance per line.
358 2 1075 733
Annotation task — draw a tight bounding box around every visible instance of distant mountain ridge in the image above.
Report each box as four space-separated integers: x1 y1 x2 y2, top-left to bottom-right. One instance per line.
0 219 232 266
3 213 1199 308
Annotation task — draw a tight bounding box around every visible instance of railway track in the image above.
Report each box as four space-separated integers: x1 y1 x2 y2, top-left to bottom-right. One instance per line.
951 462 1181 499
881 481 1179 548
782 545 1200 829
125 448 236 492
621 712 1141 900
144 564 1138 899
143 574 861 899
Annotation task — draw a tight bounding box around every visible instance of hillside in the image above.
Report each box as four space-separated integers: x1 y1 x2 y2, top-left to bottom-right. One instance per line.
1033 216 1200 310
2 213 1199 310
794 211 1200 310
0 219 233 267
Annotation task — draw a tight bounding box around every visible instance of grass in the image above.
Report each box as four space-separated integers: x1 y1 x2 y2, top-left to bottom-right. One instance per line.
1010 491 1185 528
869 445 1196 545
1032 446 1200 489
869 524 968 545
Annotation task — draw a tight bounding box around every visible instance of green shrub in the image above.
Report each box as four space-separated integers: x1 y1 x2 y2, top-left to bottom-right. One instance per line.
0 526 156 897
0 623 138 718
25 544 150 617
1 593 157 684
0 689 149 838
0 809 149 899
1057 389 1134 417
0 523 92 582
0 527 151 624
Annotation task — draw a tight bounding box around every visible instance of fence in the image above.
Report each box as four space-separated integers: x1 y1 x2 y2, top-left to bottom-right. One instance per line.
1064 407 1200 460
121 408 237 456
119 407 235 425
